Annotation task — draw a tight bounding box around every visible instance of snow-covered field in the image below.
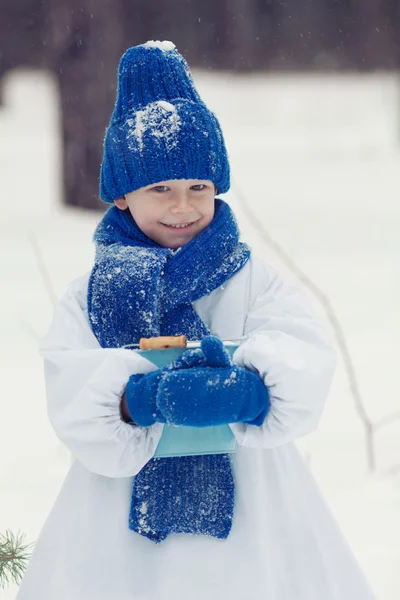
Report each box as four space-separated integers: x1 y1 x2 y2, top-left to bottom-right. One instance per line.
1 67 399 599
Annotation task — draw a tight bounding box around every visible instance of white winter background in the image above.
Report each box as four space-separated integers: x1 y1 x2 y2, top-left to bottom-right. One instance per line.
1 68 399 599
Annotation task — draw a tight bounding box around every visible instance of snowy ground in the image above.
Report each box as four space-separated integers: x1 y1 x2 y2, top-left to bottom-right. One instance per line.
1 67 399 599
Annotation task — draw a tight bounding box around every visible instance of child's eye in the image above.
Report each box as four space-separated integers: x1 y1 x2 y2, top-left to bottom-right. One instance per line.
152 186 169 193
191 184 206 191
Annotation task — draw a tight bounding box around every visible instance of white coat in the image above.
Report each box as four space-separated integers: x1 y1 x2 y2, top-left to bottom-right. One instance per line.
17 257 375 600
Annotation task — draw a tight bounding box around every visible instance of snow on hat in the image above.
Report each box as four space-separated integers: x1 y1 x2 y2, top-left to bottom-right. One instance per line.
100 40 230 203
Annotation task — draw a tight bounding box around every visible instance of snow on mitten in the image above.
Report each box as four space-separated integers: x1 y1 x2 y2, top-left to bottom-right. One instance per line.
125 348 207 427
156 336 270 427
164 348 208 371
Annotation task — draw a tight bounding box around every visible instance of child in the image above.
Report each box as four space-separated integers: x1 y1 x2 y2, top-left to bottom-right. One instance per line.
17 41 375 599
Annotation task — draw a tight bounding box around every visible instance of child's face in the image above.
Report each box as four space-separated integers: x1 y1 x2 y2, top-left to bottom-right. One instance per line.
114 179 216 249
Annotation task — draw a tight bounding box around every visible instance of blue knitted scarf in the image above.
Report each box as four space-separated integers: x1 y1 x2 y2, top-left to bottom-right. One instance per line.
87 199 250 543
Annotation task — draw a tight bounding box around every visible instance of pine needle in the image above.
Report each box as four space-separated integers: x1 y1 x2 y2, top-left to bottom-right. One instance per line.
0 530 34 589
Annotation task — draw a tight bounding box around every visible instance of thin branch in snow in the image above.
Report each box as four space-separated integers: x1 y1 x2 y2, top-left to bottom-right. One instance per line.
19 317 41 342
232 179 399 473
27 232 58 308
373 411 400 433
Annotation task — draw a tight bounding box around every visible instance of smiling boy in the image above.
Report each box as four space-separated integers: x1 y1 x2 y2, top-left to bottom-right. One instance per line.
16 40 376 600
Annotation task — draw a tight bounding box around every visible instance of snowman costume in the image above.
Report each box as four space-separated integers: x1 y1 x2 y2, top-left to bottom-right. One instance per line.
17 41 375 600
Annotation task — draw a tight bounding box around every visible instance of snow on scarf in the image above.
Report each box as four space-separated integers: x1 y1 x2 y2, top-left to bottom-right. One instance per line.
87 199 250 542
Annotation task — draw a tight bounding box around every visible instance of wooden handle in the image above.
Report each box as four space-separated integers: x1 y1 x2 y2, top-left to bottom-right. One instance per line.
139 335 187 350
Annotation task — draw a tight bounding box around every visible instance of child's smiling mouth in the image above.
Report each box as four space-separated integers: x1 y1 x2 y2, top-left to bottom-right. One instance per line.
161 220 199 230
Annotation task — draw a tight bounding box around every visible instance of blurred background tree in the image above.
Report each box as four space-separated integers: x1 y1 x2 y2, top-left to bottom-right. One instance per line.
0 0 399 209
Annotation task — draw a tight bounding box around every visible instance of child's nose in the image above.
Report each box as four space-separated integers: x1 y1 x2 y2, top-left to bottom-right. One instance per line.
171 193 191 214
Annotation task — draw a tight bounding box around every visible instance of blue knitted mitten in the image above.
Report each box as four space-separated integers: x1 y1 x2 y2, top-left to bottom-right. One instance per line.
156 336 270 427
125 349 208 426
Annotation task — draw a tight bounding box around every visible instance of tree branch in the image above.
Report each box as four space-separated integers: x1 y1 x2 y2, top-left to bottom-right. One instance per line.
232 179 380 469
27 232 58 308
0 530 33 589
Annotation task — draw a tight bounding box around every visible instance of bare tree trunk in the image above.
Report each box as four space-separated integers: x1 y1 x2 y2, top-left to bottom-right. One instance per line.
225 0 258 70
382 0 400 68
0 0 47 83
349 0 394 69
275 0 336 69
46 0 125 209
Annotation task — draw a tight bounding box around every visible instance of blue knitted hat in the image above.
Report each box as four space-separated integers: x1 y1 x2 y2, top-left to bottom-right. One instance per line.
100 41 230 203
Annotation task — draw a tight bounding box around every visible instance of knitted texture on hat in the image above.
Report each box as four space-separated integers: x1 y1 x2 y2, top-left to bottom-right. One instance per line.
100 41 230 202
87 199 250 542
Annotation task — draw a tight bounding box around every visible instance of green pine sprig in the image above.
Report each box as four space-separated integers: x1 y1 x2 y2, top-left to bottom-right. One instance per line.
0 530 33 588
